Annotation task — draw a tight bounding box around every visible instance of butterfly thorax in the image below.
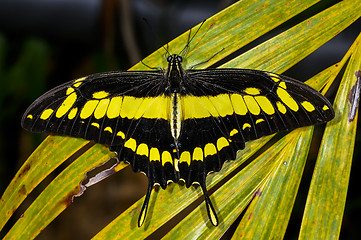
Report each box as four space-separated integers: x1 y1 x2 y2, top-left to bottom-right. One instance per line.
166 54 184 94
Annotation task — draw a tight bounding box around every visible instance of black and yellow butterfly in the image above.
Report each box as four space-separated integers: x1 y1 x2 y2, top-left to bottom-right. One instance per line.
21 53 334 227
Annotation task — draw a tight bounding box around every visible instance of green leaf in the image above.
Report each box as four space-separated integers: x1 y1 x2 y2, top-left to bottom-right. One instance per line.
3 143 121 239
224 0 361 71
299 32 361 240
1 0 360 239
0 136 89 231
233 128 314 239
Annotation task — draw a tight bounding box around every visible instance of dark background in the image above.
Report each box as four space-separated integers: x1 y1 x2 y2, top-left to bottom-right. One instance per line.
0 0 360 239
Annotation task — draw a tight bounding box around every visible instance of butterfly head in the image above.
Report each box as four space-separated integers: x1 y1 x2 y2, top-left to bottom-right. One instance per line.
167 54 183 64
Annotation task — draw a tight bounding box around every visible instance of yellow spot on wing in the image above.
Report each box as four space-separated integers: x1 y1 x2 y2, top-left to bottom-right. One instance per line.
230 129 238 136
136 143 149 157
244 87 261 95
120 96 141 119
209 94 234 117
161 151 172 166
244 95 261 115
322 105 329 110
279 82 287 89
216 137 229 151
27 114 33 119
231 94 248 115
80 100 99 119
277 87 299 111
73 77 86 88
116 131 125 139
94 99 110 119
256 119 265 124
268 72 280 82
104 126 112 133
135 97 155 119
276 101 287 114
255 96 275 115
199 97 218 116
40 109 54 120
182 96 217 119
301 101 315 112
179 151 191 165
193 147 203 161
91 122 100 128
92 91 109 99
107 96 122 118
150 148 160 161
66 87 75 95
183 94 252 119
124 138 136 152
204 143 217 157
243 123 251 130
56 92 77 118
135 96 168 119
68 108 78 119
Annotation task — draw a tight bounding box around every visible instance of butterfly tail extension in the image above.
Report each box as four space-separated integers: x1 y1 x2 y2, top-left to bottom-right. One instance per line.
138 181 153 227
200 182 218 226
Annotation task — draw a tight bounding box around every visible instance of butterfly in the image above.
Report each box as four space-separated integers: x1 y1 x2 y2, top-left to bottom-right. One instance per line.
22 50 335 227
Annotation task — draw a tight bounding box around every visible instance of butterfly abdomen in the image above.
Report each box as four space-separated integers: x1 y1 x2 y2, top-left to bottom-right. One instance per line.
169 93 182 143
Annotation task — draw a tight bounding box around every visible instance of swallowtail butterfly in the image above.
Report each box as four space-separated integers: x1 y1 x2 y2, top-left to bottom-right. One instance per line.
22 37 334 227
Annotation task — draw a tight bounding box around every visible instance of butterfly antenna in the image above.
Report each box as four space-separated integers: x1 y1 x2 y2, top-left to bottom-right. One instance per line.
165 42 170 57
140 60 162 70
138 182 153 227
179 19 207 58
189 47 225 69
200 181 218 226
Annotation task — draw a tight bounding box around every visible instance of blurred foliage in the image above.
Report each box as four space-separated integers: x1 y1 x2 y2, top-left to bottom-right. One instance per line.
0 34 50 191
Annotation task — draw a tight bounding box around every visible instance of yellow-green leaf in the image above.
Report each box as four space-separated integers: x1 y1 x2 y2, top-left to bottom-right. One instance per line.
3 144 121 240
0 136 88 231
299 32 361 240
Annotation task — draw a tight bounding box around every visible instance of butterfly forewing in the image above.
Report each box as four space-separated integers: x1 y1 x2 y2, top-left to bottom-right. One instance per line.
182 69 334 137
22 72 165 139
